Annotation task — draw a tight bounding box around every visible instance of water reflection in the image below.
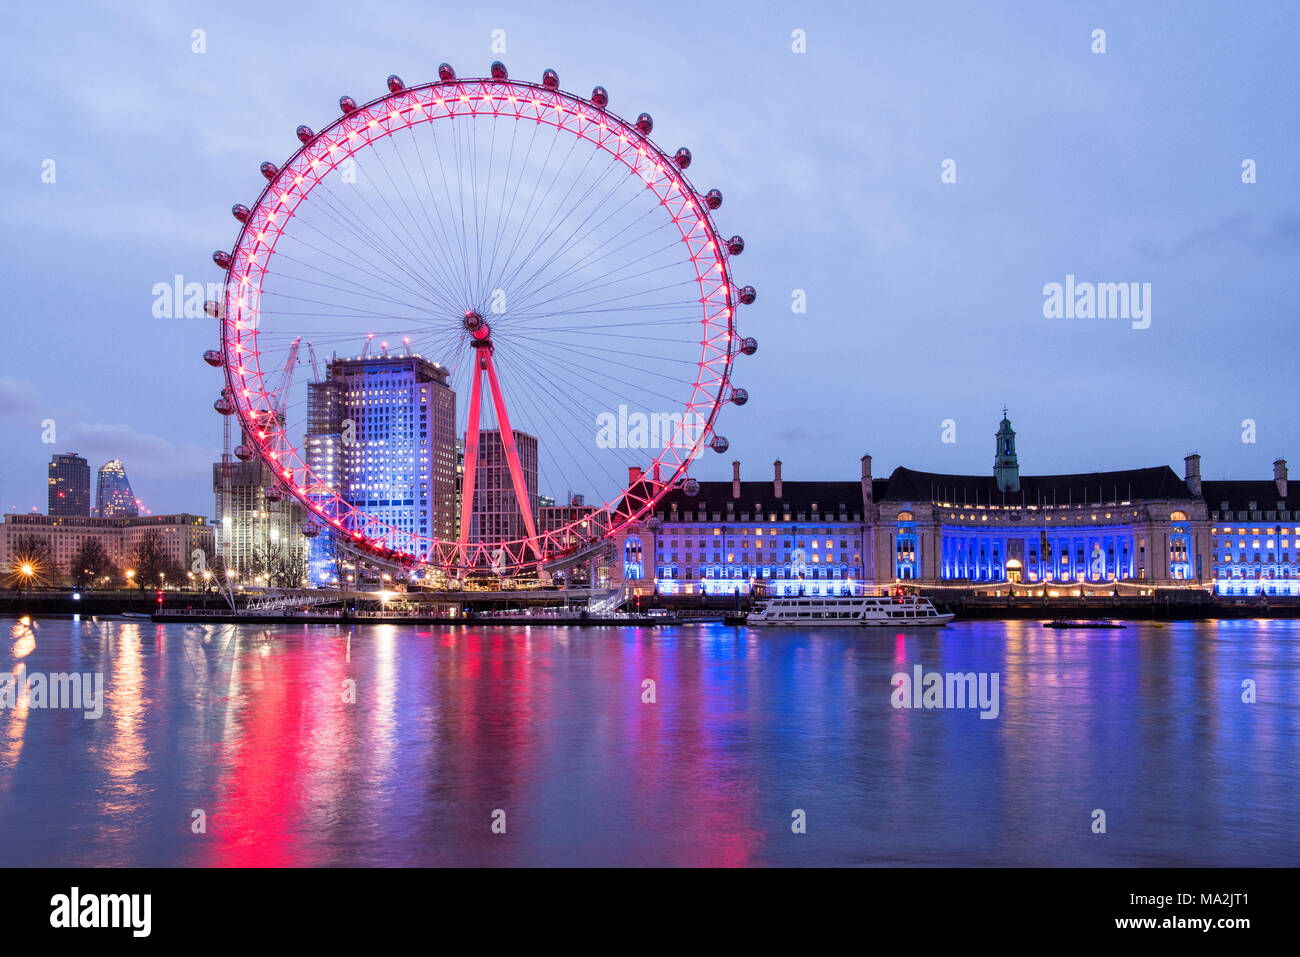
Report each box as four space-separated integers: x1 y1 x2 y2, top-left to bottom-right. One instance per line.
0 617 1297 866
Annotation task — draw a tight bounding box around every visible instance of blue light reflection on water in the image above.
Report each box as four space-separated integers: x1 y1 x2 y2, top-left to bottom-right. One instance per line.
0 616 1296 866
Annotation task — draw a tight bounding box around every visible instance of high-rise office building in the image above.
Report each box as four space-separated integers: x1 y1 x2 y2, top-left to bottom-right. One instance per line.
211 450 309 583
95 459 139 517
304 353 457 577
48 453 90 517
470 429 539 548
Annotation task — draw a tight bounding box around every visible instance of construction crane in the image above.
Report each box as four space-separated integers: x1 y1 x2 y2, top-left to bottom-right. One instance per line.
271 337 301 429
361 332 376 358
306 341 321 383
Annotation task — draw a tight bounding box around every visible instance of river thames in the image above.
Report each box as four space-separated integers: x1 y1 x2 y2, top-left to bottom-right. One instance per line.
1 615 1296 867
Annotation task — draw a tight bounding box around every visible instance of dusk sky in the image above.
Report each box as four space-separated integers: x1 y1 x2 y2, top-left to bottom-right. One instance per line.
2 0 1297 515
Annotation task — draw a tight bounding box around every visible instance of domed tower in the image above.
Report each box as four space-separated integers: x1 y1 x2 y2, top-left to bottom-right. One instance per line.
994 408 1020 494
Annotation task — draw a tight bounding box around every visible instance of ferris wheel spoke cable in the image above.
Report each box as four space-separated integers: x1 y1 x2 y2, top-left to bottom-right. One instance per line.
279 194 453 309
365 138 464 293
480 118 540 295
387 132 485 309
507 238 691 324
396 126 475 306
488 151 629 310
501 172 666 314
365 143 474 309
448 111 482 306
266 254 445 317
505 308 699 329
515 312 700 330
304 180 458 308
490 348 626 495
512 270 701 327
468 112 494 297
425 114 484 306
474 119 569 297
483 128 589 303
308 168 454 301
504 327 700 372
485 343 626 500
497 334 695 408
403 124 483 310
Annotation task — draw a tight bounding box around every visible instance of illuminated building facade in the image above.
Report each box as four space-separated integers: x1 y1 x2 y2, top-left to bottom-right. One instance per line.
211 452 308 583
469 429 539 550
303 354 457 581
1204 459 1300 596
628 460 869 597
617 413 1224 596
47 452 91 517
1 513 213 582
95 459 138 517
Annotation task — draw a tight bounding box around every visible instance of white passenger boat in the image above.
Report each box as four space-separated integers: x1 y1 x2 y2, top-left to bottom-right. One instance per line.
745 594 954 627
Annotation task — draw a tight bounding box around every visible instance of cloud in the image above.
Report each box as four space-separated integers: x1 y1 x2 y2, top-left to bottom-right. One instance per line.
63 422 214 484
1138 213 1300 262
0 377 46 421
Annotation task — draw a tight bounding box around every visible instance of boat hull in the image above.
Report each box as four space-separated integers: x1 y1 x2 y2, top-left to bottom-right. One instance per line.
859 614 955 627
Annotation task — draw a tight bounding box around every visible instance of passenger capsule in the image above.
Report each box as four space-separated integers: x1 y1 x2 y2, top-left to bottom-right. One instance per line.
738 285 756 305
386 74 405 93
636 113 653 135
296 125 314 144
683 478 700 497
730 388 749 406
234 444 254 461
213 394 234 415
740 336 758 356
591 86 609 108
438 63 456 82
212 250 232 269
727 235 745 255
542 68 559 90
203 301 222 318
259 161 279 181
203 349 223 367
490 60 508 80
339 95 358 114
710 435 730 454
301 522 322 538
263 486 285 503
674 147 691 169
231 203 251 223
704 188 722 210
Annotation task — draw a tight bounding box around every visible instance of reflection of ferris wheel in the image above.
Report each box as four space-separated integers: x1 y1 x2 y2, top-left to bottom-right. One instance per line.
205 62 758 577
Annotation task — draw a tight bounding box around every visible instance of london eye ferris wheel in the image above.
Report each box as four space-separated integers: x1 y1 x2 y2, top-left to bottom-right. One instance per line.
205 61 758 580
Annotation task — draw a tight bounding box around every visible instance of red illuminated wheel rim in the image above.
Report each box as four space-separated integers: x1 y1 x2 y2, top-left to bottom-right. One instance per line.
211 65 756 578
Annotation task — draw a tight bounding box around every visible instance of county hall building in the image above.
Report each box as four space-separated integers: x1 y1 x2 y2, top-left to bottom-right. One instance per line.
615 412 1291 597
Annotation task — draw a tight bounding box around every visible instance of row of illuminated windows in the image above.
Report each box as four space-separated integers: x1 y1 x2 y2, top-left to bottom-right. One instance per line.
1212 527 1300 535
656 566 861 580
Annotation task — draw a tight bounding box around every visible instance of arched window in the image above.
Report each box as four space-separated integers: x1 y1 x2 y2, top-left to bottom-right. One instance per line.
623 536 643 580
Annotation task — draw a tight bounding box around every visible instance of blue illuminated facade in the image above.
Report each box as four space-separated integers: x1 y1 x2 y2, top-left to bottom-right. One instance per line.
623 460 867 596
615 415 1275 596
1204 460 1300 596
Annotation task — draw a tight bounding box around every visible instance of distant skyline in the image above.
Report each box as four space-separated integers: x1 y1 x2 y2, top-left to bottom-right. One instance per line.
2 0 1297 514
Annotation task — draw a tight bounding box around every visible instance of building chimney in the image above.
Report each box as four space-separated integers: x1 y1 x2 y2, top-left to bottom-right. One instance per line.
628 465 644 486
1274 458 1288 498
861 454 873 507
731 460 741 499
1184 453 1202 497
773 459 783 499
